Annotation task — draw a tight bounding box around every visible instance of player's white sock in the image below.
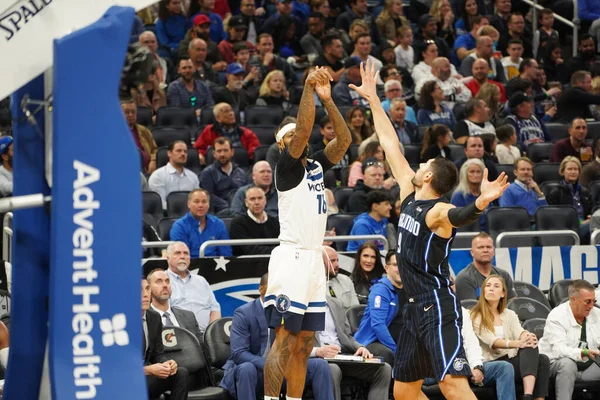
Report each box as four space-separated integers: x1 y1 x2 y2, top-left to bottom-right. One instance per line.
264 397 278 400
286 397 301 400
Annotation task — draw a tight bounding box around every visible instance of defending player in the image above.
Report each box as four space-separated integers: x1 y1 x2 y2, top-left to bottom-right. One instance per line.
263 67 352 400
350 61 510 400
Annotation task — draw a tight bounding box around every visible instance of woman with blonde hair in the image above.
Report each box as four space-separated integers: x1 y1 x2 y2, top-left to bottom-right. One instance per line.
471 275 550 400
429 0 455 46
475 82 507 126
451 158 492 230
256 70 290 110
376 0 409 46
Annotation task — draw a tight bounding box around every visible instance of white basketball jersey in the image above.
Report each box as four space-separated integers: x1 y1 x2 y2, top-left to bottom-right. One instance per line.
277 158 328 248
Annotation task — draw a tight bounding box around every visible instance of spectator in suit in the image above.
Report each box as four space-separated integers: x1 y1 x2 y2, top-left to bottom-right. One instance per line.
539 279 600 400
347 160 385 213
149 141 200 209
170 190 233 257
200 137 250 213
499 157 547 215
229 186 280 255
455 233 517 302
147 268 203 342
167 57 215 117
351 241 386 304
354 252 405 365
420 124 452 162
220 273 335 400
323 246 359 309
195 102 260 163
0 136 13 197
557 71 600 123
165 241 223 331
489 0 511 41
550 118 593 163
580 138 600 187
141 278 189 400
347 190 393 252
121 100 158 174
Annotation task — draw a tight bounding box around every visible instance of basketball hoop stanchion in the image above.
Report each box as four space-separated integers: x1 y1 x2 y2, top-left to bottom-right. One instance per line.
5 6 147 400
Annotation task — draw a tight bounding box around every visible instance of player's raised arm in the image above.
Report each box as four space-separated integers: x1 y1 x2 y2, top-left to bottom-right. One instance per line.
287 68 330 159
349 60 415 202
315 72 352 164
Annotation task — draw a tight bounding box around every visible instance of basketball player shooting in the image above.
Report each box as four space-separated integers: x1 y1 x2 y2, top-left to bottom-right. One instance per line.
262 67 352 400
350 60 510 400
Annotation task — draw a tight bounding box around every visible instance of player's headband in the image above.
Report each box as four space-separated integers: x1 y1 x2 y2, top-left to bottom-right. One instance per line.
275 123 296 143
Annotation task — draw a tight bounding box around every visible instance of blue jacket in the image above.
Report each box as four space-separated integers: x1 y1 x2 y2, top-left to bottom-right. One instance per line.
199 162 250 212
170 213 232 257
498 182 548 216
354 276 399 353
579 0 600 21
156 15 190 51
347 213 387 252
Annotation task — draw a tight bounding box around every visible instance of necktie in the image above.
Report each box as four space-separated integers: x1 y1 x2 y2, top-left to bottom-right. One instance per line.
163 312 174 327
263 328 271 357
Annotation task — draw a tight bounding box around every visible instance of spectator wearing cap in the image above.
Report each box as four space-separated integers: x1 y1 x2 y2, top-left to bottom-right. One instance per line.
248 33 298 88
188 38 219 85
312 35 345 83
453 98 495 145
459 36 507 83
300 12 326 63
188 0 227 44
194 102 260 163
347 190 393 252
464 58 507 101
556 71 600 123
167 57 214 117
0 137 13 197
332 57 369 108
238 0 263 45
505 91 551 151
178 14 226 69
550 118 593 163
156 0 191 57
414 14 452 61
211 63 258 112
218 15 255 64
347 158 386 213
335 0 381 46
260 0 304 38
121 99 158 174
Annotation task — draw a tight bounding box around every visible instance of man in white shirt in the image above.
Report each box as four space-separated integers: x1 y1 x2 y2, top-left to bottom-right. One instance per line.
539 279 600 400
415 57 471 110
149 140 200 209
147 268 203 342
0 136 13 197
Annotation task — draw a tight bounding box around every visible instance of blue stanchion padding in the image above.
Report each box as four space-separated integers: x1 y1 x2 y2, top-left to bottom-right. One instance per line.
49 6 145 400
5 75 51 400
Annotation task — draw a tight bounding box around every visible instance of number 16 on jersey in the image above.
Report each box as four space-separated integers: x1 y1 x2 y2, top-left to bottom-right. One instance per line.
317 193 327 215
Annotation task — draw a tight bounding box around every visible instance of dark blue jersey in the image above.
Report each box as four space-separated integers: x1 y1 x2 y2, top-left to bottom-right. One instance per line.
396 192 456 298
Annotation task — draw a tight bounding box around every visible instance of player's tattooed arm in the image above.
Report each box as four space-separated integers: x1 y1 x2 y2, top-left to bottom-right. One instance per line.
322 97 352 164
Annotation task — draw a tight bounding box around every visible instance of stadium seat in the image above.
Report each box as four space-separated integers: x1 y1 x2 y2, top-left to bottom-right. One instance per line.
527 142 554 163
155 106 197 129
156 146 202 175
166 191 190 218
253 144 270 162
161 326 229 399
221 216 234 233
522 318 547 340
333 186 354 212
403 144 421 164
549 279 573 308
345 304 366 334
204 317 232 370
589 180 600 205
533 163 561 185
545 123 569 141
349 144 359 163
286 104 299 117
244 105 285 126
507 298 550 321
513 281 551 309
588 122 600 141
448 144 464 162
326 214 359 250
136 106 153 127
200 107 216 125
315 107 327 124
247 125 277 145
157 217 178 240
205 147 250 169
151 126 191 147
460 299 478 310
535 205 580 246
417 125 427 142
142 191 164 223
540 181 561 198
496 164 516 182
390 185 400 201
486 207 533 247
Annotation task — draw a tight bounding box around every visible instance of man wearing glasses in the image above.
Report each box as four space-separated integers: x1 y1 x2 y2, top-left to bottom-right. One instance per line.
539 279 600 400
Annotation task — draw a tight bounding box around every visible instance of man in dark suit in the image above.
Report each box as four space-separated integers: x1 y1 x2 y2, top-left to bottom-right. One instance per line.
312 295 392 400
220 274 335 400
141 278 189 400
147 268 203 342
